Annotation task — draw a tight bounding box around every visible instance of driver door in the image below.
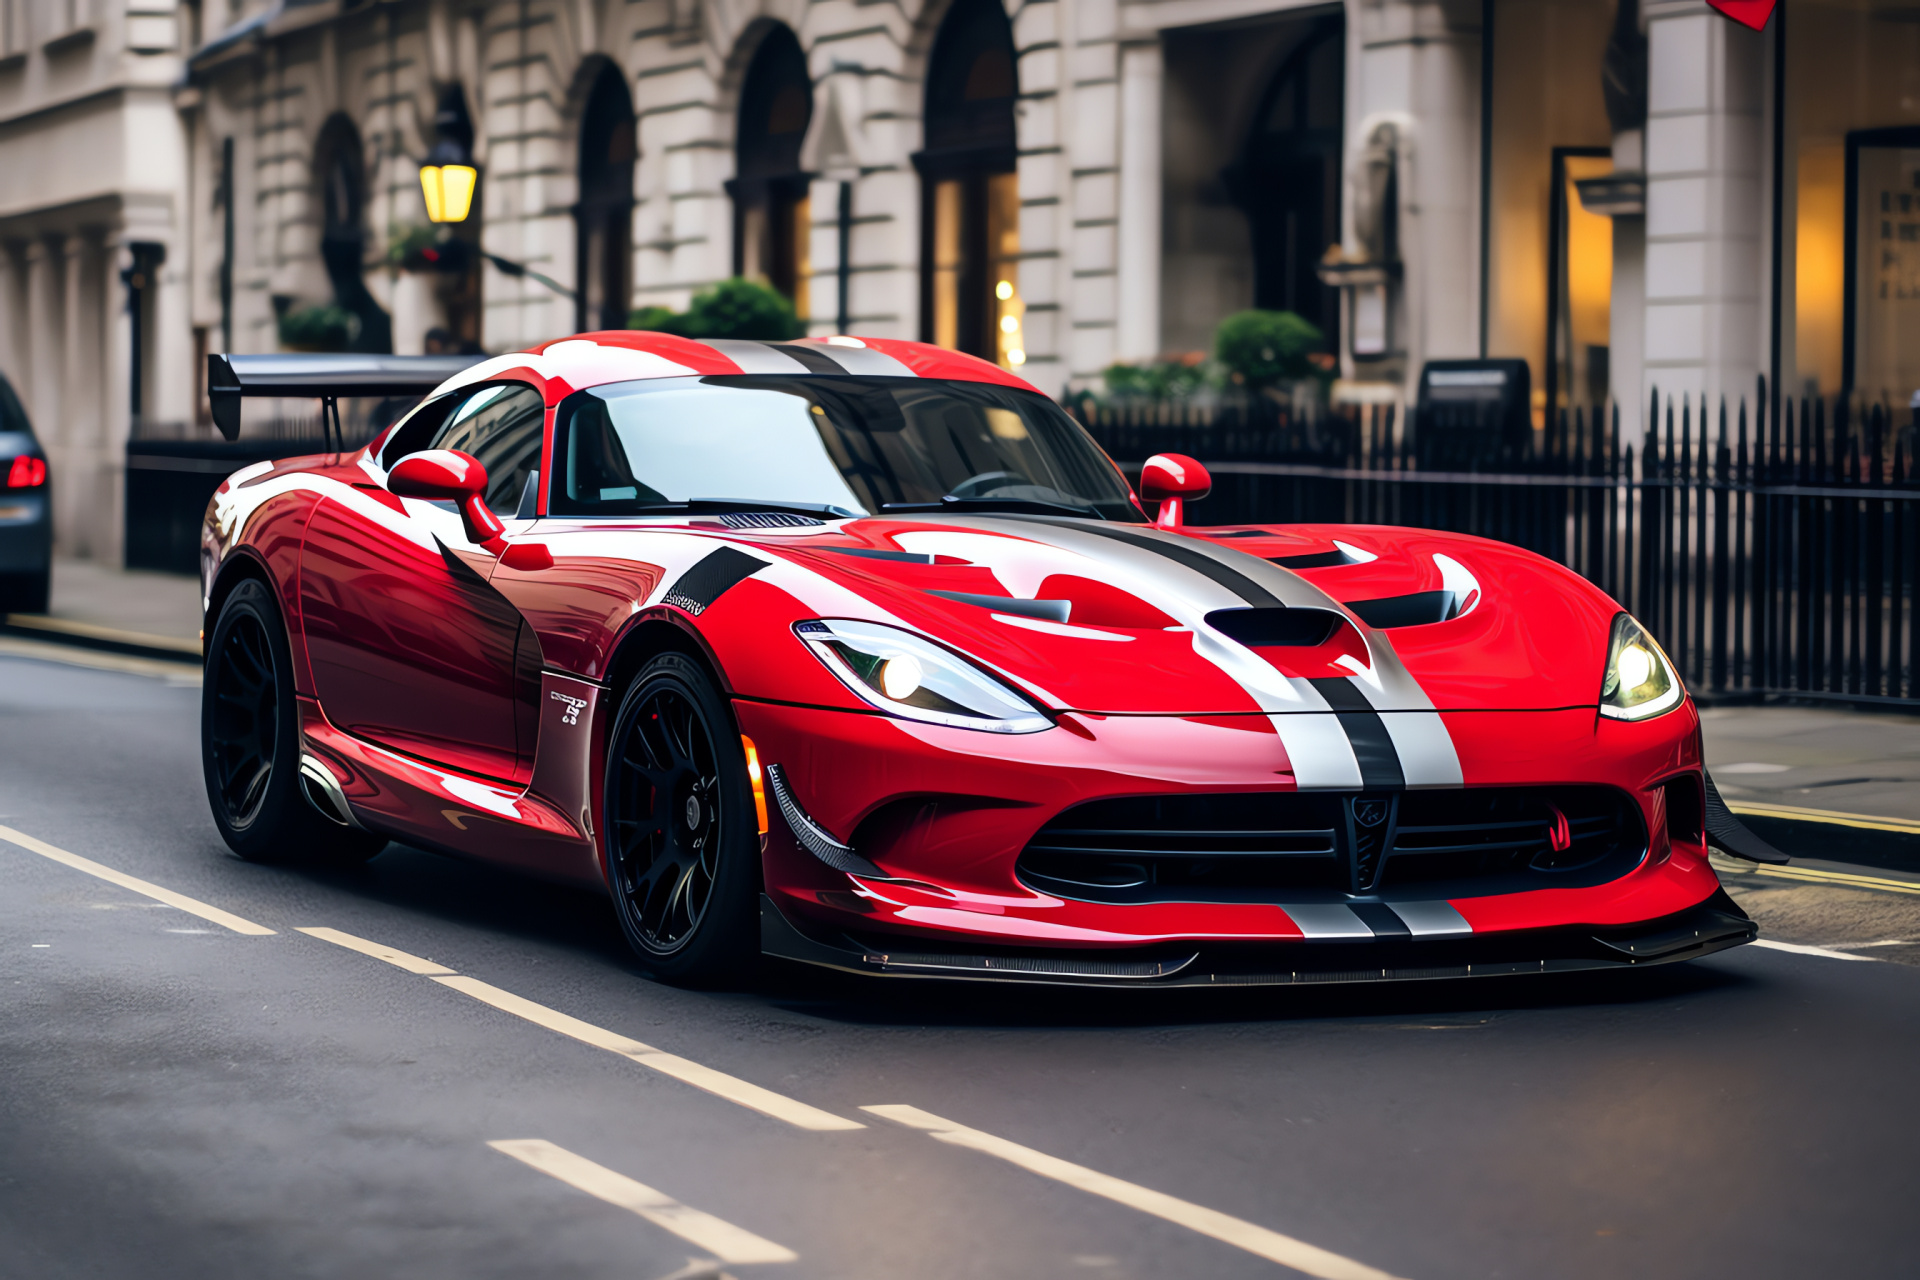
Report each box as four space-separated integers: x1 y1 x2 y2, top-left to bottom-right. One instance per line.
300 383 547 783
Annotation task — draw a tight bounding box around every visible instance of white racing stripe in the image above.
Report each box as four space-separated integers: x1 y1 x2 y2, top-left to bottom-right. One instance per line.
1268 714 1364 789
0 824 275 935
1281 904 1375 940
488 1139 798 1264
1388 901 1473 937
863 1106 1409 1280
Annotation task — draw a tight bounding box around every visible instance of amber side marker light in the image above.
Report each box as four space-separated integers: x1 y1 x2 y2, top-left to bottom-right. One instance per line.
740 736 770 835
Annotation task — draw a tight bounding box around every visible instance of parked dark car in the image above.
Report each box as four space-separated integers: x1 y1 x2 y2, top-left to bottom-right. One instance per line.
0 373 51 614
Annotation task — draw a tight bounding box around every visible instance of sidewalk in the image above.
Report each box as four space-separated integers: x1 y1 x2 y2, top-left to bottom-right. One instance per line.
0 557 201 658
1700 704 1920 824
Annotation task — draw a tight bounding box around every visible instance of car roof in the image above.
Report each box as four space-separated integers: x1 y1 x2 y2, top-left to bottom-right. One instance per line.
431 333 1043 405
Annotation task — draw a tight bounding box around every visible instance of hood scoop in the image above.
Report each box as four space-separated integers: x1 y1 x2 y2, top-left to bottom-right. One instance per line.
1204 607 1344 647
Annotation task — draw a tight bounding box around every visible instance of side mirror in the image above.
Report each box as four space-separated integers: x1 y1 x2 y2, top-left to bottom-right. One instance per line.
1139 453 1211 529
388 449 505 545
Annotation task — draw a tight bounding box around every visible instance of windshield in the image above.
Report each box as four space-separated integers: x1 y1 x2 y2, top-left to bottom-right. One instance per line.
549 376 1139 521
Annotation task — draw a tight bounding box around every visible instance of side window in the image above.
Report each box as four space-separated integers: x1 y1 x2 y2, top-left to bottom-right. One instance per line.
378 394 460 470
429 384 548 515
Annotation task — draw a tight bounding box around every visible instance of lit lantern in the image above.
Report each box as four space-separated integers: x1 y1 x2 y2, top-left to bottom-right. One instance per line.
420 160 477 223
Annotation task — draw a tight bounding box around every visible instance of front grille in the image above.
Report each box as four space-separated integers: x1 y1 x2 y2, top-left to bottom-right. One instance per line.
1016 787 1646 904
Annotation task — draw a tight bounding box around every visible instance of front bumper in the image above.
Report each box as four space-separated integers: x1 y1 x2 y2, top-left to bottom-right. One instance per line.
736 698 1722 954
761 889 1757 986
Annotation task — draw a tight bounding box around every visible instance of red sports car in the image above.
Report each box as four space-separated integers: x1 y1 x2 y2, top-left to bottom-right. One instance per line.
199 333 1779 985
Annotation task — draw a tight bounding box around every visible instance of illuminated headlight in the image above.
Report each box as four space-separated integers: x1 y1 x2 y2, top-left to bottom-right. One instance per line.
794 619 1052 733
1599 613 1683 721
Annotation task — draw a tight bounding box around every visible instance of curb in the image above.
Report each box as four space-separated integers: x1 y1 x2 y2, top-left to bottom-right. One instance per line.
0 614 201 667
1727 806 1920 876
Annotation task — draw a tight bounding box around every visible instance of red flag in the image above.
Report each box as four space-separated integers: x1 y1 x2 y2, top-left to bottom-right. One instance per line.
1707 0 1775 30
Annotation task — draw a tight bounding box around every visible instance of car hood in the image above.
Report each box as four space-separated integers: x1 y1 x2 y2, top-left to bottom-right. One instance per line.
717 514 1622 719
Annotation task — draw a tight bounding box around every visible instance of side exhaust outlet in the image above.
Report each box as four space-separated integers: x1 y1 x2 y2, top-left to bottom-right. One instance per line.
298 754 362 829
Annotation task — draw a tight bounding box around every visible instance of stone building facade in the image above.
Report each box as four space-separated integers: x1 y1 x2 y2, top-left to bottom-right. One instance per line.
0 0 1912 566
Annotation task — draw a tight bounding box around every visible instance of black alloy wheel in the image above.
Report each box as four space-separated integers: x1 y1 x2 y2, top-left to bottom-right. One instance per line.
201 577 385 865
604 652 757 982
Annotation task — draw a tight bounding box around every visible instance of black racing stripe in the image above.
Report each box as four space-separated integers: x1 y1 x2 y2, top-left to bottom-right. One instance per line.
1308 677 1406 790
767 342 847 374
993 515 1282 606
1308 677 1373 711
662 546 766 616
1348 902 1411 938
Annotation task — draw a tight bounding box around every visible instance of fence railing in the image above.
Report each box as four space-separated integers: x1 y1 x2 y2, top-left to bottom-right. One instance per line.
1071 389 1919 708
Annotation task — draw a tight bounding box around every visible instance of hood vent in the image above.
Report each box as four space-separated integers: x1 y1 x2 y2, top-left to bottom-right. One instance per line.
1346 590 1458 629
716 510 823 529
928 590 1072 623
1204 607 1344 647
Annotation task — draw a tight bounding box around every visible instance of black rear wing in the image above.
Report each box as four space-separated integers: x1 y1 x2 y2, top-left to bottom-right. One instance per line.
206 352 487 442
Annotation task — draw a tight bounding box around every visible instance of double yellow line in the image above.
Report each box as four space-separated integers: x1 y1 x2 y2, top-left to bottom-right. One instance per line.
1711 855 1920 897
1727 799 1920 837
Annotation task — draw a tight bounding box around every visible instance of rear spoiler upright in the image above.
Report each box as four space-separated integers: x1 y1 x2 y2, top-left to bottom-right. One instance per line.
206 353 487 442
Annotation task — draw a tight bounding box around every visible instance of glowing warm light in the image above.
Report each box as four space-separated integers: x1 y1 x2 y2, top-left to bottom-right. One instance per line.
1617 644 1654 691
995 280 1014 301
1006 348 1026 367
739 735 769 835
1000 315 1018 333
879 654 923 700
420 163 477 223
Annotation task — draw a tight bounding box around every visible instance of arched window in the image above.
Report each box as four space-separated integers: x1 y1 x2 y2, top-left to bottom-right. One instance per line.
730 25 813 315
1227 19 1343 336
577 62 637 333
916 0 1023 367
315 113 391 352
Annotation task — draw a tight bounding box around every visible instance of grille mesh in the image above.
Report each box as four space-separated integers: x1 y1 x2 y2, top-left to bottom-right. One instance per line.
1017 787 1645 903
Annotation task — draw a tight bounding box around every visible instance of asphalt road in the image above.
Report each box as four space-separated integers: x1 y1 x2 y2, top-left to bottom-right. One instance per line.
4 652 1918 1280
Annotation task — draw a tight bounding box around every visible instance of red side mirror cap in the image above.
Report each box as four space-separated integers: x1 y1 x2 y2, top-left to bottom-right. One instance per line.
388 449 504 544
1139 453 1211 529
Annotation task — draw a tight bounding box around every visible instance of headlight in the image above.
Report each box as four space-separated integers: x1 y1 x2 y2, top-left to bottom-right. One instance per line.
794 619 1052 733
1599 613 1683 721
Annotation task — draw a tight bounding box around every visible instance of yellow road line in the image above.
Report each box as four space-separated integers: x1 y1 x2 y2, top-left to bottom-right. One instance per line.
295 926 454 974
488 1138 797 1265
0 824 274 935
1712 856 1920 896
1727 800 1920 836
298 926 861 1131
863 1105 1407 1280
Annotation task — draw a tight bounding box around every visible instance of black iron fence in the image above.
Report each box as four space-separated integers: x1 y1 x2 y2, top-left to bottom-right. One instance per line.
124 405 396 574
1072 389 1919 708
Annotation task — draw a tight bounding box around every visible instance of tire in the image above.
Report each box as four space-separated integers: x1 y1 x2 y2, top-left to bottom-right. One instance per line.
603 652 759 984
0 569 48 615
201 577 386 866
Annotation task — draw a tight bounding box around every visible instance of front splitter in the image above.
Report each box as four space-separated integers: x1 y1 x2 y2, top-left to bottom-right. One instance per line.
759 891 1758 987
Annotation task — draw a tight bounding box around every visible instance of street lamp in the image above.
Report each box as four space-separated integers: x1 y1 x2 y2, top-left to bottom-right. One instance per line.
419 92 477 223
419 141 476 224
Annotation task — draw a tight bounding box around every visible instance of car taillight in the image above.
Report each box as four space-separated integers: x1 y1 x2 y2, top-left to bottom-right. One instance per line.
6 455 45 488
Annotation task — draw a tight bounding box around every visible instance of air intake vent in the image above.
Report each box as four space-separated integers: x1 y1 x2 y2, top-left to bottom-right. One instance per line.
717 511 823 528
